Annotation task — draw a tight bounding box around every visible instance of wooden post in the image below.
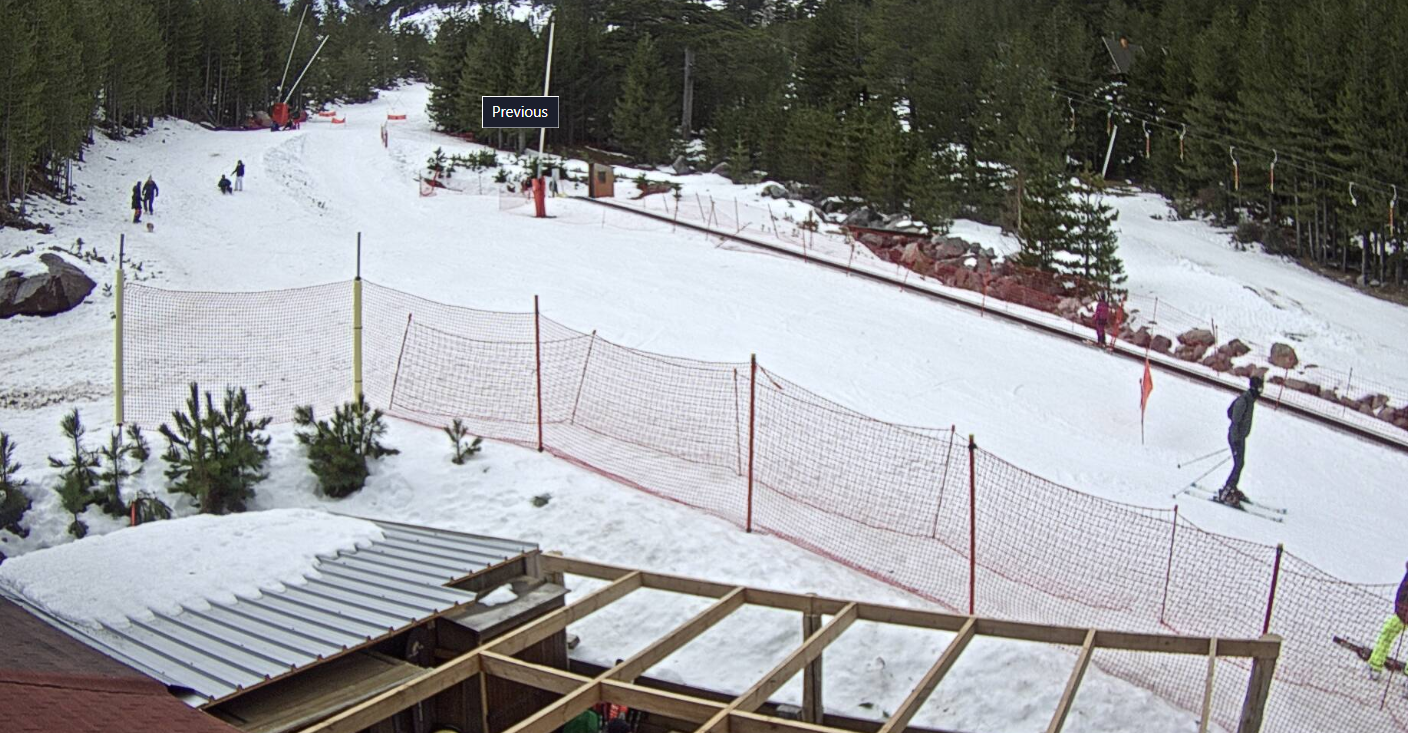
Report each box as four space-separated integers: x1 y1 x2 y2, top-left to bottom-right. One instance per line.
534 295 544 452
802 595 823 724
114 235 125 426
1262 544 1283 635
353 233 363 401
1274 367 1288 411
1159 506 1179 626
1343 368 1353 417
1199 638 1218 733
1237 635 1281 733
746 354 757 533
968 434 977 615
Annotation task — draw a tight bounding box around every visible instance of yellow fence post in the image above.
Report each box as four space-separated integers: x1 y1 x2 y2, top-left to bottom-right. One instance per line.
353 233 363 401
114 234 125 426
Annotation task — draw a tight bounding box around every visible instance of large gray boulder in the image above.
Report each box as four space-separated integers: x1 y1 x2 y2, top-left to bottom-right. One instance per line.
1269 342 1299 370
843 206 878 227
0 253 96 318
671 156 692 175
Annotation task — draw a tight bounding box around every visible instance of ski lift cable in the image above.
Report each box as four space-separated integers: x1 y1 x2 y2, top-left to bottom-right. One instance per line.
1061 91 1401 199
1050 71 1408 169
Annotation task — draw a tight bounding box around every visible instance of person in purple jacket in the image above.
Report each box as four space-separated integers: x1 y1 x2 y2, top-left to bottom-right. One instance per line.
1369 561 1408 683
1093 292 1111 348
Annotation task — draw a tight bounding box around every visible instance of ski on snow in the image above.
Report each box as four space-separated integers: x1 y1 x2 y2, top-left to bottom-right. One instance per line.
1175 484 1287 522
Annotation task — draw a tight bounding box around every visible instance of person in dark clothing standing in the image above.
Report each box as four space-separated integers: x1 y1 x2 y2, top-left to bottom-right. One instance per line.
233 160 245 191
1093 293 1111 348
142 176 158 214
130 182 143 223
1216 375 1263 507
1368 561 1408 681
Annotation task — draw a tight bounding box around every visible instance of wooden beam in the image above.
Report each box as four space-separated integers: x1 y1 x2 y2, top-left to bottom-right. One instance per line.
1044 629 1097 733
540 555 634 581
735 603 859 713
1199 638 1218 733
478 671 490 733
1237 635 1280 733
611 588 747 683
732 711 852 733
298 653 482 733
856 604 971 633
745 588 849 615
877 617 977 733
602 679 725 723
801 598 823 724
644 573 737 599
501 682 601 733
480 652 589 696
490 571 643 657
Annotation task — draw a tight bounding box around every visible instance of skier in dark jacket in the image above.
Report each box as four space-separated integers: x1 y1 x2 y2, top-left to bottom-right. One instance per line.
142 177 158 214
130 182 143 223
1368 561 1408 680
232 160 245 191
1216 375 1263 507
218 174 233 195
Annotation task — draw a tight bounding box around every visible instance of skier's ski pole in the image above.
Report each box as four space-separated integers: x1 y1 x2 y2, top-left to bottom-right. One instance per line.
1178 448 1229 469
1187 456 1232 488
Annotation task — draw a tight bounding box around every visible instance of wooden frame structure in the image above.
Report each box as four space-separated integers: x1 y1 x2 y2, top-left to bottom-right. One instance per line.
300 556 1282 733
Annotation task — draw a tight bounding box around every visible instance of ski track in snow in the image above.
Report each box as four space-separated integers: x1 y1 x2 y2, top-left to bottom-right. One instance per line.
3 82 1408 732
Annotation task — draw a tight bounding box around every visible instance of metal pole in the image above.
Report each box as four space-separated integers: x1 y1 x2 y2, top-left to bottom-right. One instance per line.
353 234 363 401
569 331 597 425
283 35 330 106
114 235 125 426
534 295 544 452
968 434 977 615
1262 544 1284 635
535 19 556 179
278 5 309 100
388 315 413 410
747 354 757 533
1159 505 1179 625
1101 124 1120 179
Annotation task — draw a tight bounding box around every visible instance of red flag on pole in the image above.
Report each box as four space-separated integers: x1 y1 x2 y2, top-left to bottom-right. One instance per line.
1140 359 1154 443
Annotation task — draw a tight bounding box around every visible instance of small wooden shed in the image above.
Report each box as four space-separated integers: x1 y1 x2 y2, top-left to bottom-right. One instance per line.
589 163 615 199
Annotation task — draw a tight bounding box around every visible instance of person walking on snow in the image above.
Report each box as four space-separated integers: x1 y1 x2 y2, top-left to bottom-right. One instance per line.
1369 561 1408 682
142 176 158 214
232 160 245 191
1093 293 1111 348
130 182 143 223
1216 375 1263 508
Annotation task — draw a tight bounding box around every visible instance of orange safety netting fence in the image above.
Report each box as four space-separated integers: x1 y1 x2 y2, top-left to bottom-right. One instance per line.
122 280 1406 732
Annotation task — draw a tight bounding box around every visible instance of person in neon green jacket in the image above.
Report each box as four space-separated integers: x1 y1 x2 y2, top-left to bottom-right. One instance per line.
1369 562 1408 680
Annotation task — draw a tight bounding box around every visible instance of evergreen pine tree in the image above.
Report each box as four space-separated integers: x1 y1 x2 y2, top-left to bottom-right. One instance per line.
160 384 271 515
96 428 149 518
907 146 960 235
48 409 102 538
859 108 907 213
612 35 673 163
294 397 398 499
444 419 483 465
0 432 31 538
1066 191 1126 290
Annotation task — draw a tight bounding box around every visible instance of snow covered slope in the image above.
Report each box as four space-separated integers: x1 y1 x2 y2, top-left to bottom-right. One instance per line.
1 81 1406 731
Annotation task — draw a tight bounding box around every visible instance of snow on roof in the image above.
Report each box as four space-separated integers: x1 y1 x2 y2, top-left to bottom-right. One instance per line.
0 509 381 629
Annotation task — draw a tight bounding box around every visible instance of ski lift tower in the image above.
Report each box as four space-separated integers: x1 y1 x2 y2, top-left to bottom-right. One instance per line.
273 7 329 127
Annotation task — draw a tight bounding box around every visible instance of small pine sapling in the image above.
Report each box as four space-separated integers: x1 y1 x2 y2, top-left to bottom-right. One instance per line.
96 428 149 517
294 396 399 499
0 433 32 538
443 419 483 465
160 383 271 515
48 409 102 537
126 424 151 462
129 492 173 525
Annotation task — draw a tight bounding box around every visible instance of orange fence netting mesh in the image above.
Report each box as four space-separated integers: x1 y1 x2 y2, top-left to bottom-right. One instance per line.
122 278 1407 732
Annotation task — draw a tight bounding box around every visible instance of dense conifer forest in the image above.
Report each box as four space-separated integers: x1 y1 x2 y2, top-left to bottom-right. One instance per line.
427 0 1407 286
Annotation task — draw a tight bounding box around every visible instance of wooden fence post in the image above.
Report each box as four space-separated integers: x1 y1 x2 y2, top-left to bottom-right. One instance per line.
802 594 823 723
1237 635 1281 733
747 354 757 533
534 295 543 452
968 434 977 616
1262 544 1284 635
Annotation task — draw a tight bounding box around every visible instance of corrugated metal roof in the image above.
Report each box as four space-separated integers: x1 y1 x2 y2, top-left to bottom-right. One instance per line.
2 519 535 706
